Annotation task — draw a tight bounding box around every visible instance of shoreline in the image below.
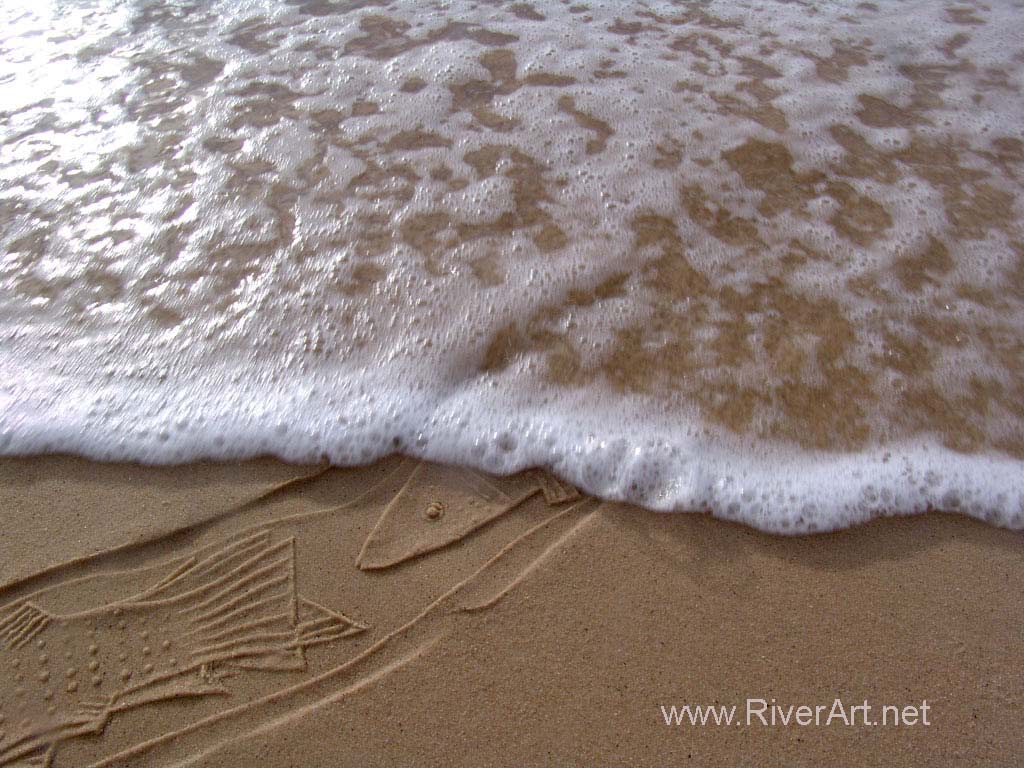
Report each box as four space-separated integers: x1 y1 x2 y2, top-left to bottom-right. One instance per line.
1 454 1021 766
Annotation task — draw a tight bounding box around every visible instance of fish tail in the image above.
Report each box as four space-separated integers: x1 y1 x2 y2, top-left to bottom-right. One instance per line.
532 470 580 505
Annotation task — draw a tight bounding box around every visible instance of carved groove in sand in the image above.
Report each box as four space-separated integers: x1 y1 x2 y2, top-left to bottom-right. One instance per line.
0 460 590 767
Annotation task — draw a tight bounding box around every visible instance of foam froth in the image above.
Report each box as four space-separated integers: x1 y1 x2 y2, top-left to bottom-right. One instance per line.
1 0 1023 531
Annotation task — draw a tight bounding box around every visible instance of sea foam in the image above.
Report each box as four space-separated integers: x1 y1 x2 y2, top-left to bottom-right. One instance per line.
2 0 1023 532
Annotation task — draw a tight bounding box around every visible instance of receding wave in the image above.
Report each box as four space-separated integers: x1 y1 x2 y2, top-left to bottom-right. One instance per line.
1 0 1023 531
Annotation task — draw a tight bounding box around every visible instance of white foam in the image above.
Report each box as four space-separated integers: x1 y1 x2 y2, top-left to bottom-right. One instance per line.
1 0 1023 532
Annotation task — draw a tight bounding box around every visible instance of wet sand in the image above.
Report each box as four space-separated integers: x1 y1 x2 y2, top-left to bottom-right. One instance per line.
1 455 1021 767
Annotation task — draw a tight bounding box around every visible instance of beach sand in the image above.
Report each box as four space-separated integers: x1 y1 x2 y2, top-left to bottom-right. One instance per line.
3 2 1024 765
1 455 1021 767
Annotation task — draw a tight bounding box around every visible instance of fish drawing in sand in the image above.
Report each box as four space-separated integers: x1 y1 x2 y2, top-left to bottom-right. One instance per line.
357 463 580 570
0 459 588 767
0 530 365 767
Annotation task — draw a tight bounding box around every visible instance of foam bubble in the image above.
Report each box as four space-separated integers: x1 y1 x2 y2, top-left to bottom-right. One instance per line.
1 0 1023 532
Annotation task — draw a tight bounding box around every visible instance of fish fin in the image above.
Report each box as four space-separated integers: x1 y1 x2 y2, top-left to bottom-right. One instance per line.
131 530 275 602
131 533 307 671
0 706 108 768
294 596 368 648
69 699 113 732
19 754 52 768
0 602 52 650
0 753 50 768
110 674 229 715
136 556 199 598
356 462 521 570
532 470 580 505
224 654 307 672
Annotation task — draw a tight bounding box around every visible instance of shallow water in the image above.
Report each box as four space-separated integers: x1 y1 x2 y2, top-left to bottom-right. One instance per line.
1 0 1023 531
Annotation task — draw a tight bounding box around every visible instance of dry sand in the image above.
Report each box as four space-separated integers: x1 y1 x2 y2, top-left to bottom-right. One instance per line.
1 455 1021 767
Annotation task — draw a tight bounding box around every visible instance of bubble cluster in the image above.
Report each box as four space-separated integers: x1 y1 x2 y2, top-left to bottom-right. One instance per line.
1 0 1023 532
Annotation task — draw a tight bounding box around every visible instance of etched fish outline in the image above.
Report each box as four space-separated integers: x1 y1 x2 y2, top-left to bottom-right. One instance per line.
356 462 517 570
0 458 590 768
357 462 580 570
87 459 596 768
0 530 365 767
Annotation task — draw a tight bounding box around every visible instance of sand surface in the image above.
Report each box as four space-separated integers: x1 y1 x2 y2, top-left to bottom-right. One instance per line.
0 455 1021 767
